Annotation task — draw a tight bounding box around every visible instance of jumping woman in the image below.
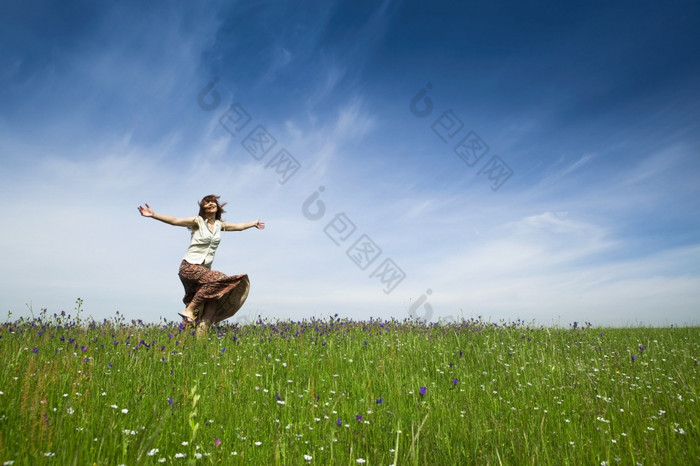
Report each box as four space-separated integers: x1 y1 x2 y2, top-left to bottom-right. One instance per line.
138 195 265 331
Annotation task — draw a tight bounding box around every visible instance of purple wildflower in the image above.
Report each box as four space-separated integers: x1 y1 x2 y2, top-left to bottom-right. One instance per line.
168 396 173 405
356 415 363 422
336 418 342 426
419 386 427 397
214 438 221 447
32 347 38 354
81 345 88 352
452 378 458 386
631 355 637 362
376 397 383 404
639 345 646 353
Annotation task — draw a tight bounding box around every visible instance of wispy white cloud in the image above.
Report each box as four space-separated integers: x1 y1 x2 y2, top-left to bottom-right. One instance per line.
399 225 700 326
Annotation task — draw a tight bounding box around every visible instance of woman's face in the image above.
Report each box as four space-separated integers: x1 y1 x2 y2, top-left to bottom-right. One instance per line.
202 199 218 215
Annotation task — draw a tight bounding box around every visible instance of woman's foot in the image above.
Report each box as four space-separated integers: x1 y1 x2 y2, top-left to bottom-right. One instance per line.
178 302 201 324
178 310 195 323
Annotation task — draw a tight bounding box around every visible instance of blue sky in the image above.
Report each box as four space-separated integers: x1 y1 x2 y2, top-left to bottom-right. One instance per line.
1 0 699 326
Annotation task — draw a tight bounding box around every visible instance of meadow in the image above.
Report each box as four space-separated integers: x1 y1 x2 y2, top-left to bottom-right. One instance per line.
0 307 697 465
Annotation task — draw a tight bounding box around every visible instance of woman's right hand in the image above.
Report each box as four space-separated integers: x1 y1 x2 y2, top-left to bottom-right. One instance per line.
138 203 154 217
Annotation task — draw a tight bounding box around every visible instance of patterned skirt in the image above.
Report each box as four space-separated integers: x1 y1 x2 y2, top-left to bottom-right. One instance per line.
178 260 250 324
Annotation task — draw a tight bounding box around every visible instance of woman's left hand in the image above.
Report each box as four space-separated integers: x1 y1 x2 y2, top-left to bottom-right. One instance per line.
254 219 265 230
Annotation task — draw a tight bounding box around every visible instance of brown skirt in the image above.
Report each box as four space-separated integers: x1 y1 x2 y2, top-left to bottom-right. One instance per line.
178 260 250 324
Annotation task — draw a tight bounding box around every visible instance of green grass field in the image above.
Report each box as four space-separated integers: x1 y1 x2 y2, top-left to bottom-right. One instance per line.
0 308 698 465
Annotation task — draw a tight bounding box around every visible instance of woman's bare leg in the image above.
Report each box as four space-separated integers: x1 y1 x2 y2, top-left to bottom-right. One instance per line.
196 299 217 336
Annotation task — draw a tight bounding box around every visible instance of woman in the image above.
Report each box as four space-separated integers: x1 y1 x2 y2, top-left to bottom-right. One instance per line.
138 195 265 331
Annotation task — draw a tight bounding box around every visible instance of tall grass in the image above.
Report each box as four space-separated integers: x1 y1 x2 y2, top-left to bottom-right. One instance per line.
0 308 697 465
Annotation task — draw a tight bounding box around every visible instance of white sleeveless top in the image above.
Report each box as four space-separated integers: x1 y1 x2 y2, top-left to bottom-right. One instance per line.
183 216 222 268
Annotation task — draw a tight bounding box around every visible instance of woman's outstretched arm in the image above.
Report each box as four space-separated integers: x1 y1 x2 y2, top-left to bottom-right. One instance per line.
222 219 265 231
138 203 197 228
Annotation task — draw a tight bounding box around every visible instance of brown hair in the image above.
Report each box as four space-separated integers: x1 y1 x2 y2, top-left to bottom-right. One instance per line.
198 194 226 220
